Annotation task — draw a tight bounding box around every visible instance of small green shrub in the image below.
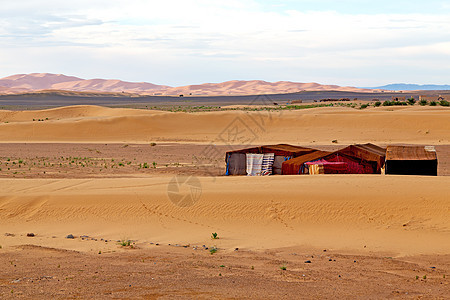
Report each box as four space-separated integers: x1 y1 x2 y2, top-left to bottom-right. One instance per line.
440 100 450 106
211 232 218 239
430 101 437 106
383 100 392 106
280 265 287 270
360 104 369 109
150 142 157 146
419 99 428 106
374 101 381 107
407 98 416 105
119 240 131 247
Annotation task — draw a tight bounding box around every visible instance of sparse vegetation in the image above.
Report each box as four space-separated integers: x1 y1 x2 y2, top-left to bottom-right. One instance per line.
419 99 428 106
211 232 218 239
440 100 450 106
374 101 381 107
280 265 287 271
119 240 132 247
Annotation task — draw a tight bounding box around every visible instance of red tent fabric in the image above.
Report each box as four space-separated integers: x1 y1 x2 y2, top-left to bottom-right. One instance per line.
305 153 376 174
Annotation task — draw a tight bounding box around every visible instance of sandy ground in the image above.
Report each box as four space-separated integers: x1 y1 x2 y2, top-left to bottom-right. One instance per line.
1 245 449 299
0 143 229 178
0 105 449 144
1 176 450 298
0 105 449 298
0 143 449 179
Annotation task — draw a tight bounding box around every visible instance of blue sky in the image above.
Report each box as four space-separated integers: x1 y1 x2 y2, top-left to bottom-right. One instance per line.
1 0 450 86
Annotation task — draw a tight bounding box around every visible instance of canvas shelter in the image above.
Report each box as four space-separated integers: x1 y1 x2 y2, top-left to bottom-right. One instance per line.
337 143 386 174
281 150 331 175
385 145 438 176
301 152 378 174
225 144 315 175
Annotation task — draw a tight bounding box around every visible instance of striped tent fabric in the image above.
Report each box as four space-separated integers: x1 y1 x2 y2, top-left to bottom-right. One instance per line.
246 153 275 176
261 153 275 176
246 153 264 176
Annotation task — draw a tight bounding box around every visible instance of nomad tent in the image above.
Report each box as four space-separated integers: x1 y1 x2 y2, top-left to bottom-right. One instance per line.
299 152 379 175
385 145 438 176
281 150 331 175
225 144 314 175
337 143 386 174
281 144 385 175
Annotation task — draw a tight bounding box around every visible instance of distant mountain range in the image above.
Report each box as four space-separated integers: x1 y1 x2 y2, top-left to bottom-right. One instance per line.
372 83 450 91
0 73 379 96
2 74 449 95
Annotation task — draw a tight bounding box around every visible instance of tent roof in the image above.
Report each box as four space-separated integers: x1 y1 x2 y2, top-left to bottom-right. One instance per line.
227 144 314 156
282 150 332 167
352 143 386 156
386 146 437 161
260 144 313 154
338 143 386 157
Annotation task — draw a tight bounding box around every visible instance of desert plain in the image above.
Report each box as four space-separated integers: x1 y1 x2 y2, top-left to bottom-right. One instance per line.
0 104 449 298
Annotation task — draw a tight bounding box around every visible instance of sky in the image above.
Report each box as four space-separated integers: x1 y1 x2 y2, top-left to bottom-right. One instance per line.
1 0 450 87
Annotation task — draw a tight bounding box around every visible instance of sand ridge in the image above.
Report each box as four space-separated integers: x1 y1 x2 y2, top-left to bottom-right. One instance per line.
0 73 381 95
0 176 449 256
0 105 449 144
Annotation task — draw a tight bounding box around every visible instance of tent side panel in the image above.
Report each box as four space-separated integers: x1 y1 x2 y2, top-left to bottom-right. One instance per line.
385 160 438 176
226 153 247 175
273 155 290 175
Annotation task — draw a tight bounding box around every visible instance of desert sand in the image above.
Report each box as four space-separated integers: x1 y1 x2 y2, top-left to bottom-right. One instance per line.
0 104 449 298
1 176 449 255
0 105 449 145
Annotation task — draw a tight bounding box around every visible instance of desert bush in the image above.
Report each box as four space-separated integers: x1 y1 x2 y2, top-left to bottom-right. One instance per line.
374 101 381 107
430 101 437 106
419 99 428 106
360 104 369 109
439 100 450 106
382 101 392 106
119 240 131 247
407 98 416 105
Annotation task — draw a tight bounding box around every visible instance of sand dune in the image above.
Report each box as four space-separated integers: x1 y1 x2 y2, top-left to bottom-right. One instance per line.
0 105 449 144
0 73 378 95
167 80 372 94
0 105 164 123
0 73 168 94
0 176 449 255
160 80 379 95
